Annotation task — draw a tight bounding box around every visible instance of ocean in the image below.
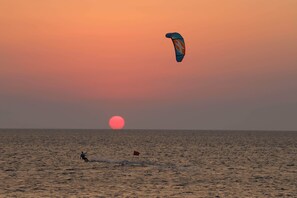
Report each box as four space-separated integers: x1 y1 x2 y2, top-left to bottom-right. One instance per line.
1 129 296 197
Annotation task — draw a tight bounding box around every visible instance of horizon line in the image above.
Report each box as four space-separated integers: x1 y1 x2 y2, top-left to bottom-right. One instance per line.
0 128 296 132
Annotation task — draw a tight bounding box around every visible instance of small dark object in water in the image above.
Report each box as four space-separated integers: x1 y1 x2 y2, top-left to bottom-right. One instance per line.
133 151 140 156
80 151 89 162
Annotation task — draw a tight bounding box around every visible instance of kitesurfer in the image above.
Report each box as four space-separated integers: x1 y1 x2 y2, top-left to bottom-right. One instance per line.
80 151 89 162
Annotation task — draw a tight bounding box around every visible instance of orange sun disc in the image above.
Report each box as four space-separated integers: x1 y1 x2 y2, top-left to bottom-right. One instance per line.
109 116 125 130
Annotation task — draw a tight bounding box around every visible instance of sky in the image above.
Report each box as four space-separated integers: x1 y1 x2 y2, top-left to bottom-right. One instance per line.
1 0 297 130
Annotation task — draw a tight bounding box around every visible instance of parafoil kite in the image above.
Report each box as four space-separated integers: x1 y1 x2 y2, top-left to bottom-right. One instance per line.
165 32 185 62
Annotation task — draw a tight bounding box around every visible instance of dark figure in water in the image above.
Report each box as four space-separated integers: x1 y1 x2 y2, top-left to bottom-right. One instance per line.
80 152 89 162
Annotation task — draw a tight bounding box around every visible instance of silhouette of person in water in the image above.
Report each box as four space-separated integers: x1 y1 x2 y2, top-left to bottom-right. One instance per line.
80 151 89 162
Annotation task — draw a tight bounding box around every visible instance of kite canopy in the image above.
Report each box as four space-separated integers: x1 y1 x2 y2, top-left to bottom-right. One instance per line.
165 32 185 62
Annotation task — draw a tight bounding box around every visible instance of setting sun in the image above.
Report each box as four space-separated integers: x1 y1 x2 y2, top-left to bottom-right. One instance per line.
109 116 125 130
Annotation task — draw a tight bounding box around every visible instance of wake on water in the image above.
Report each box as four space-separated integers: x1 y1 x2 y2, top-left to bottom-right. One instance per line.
86 157 179 169
89 159 147 166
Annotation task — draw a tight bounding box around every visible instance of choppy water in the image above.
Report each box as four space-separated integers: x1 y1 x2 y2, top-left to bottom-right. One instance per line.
0 129 296 197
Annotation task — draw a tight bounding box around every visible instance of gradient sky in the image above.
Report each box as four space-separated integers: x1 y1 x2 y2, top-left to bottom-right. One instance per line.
1 0 297 130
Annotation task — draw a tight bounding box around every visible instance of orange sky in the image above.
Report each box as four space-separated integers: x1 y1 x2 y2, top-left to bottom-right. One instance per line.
1 0 297 129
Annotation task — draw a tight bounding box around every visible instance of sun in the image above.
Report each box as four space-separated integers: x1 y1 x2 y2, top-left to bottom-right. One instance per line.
109 116 125 130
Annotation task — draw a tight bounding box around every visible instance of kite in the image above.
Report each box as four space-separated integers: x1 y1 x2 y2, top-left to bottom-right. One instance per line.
165 32 185 62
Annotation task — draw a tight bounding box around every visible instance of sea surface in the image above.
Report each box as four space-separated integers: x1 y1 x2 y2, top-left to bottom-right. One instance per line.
0 129 296 197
